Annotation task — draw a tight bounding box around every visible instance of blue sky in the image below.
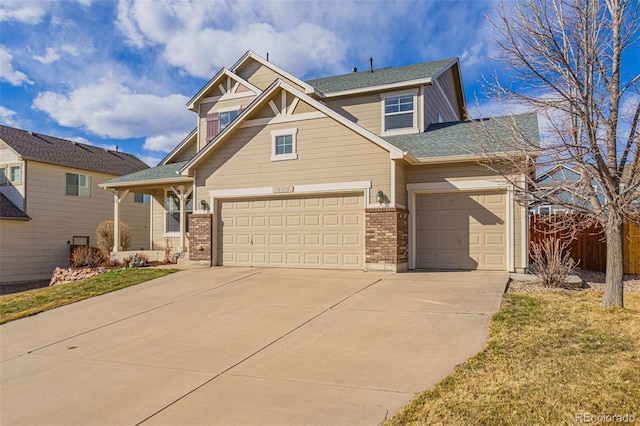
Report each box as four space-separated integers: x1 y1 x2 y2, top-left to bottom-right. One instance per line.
1 0 637 166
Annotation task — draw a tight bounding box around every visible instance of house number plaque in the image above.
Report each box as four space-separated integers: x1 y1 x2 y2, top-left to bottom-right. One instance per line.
273 186 293 193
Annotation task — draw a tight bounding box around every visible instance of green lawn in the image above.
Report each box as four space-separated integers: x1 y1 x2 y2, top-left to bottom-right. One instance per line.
0 268 179 324
386 291 640 425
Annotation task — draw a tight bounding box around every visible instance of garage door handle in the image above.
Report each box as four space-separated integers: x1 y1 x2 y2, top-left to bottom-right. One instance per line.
250 239 253 245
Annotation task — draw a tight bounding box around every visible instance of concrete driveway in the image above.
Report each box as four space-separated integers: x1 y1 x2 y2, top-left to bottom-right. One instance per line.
1 268 508 425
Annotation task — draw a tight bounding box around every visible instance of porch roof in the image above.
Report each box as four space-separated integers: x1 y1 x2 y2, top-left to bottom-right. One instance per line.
100 161 191 189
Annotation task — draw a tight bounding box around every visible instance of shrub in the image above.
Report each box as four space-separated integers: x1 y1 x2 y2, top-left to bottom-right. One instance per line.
71 246 106 268
530 238 577 288
96 220 132 255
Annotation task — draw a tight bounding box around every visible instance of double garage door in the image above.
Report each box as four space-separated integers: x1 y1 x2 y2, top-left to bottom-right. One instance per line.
218 193 364 269
415 190 507 270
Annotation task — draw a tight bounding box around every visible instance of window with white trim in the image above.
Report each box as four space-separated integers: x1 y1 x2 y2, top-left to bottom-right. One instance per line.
10 165 21 183
271 128 298 161
66 173 92 197
381 89 418 134
165 192 193 233
206 106 242 142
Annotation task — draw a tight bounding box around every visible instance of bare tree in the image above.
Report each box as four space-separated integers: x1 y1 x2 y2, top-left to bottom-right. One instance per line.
480 0 640 307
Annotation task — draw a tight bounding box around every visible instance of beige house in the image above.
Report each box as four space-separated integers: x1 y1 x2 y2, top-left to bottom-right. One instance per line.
103 51 539 272
0 126 150 286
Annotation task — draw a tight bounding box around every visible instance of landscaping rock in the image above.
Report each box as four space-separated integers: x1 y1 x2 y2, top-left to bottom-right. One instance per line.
49 267 109 286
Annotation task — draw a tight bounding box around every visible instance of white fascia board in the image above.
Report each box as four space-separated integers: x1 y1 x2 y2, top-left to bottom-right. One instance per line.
230 51 318 95
321 78 432 98
186 68 261 111
99 176 193 189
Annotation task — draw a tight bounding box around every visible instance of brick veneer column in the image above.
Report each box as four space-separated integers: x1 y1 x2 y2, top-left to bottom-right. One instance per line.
365 208 409 272
188 214 212 266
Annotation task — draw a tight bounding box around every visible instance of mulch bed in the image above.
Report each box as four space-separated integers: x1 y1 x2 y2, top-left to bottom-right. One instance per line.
508 270 640 293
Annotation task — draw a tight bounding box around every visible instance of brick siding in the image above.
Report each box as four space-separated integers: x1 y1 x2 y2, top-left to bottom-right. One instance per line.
365 208 408 269
188 214 212 264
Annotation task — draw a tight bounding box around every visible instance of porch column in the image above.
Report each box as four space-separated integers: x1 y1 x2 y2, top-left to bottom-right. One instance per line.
171 185 192 253
179 185 187 252
111 189 130 253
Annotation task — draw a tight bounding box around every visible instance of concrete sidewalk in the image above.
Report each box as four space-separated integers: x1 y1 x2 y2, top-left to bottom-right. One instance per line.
1 268 508 425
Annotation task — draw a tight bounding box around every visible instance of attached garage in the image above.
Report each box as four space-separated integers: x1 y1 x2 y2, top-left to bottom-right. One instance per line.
217 193 364 269
414 190 507 270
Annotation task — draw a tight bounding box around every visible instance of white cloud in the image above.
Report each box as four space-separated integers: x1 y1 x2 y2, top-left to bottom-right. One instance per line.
138 155 164 167
33 45 80 64
0 45 33 86
0 1 48 24
116 0 349 78
143 132 188 152
0 106 21 127
32 79 193 141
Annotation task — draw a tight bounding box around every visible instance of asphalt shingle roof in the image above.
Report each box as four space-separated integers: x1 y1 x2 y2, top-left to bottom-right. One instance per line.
306 58 455 94
0 125 148 176
103 161 189 185
382 113 540 159
0 193 30 220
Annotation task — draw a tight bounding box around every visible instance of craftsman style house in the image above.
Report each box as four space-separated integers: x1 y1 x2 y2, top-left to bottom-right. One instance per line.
102 51 539 272
0 126 150 287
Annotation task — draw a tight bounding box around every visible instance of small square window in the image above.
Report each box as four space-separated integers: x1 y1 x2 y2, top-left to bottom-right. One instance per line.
271 128 298 161
275 135 293 155
381 90 418 135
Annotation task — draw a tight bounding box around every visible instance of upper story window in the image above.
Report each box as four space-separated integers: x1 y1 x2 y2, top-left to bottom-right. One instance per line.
271 128 298 161
206 106 242 142
0 165 21 185
66 173 92 197
381 89 418 135
10 166 21 183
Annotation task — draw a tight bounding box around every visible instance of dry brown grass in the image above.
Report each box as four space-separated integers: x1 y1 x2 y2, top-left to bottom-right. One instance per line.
386 291 640 425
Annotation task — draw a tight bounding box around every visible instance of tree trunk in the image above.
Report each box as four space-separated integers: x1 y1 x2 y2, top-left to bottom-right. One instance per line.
603 219 624 308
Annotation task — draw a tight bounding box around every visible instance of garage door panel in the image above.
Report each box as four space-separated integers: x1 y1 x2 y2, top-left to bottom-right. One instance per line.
415 191 506 271
219 194 364 269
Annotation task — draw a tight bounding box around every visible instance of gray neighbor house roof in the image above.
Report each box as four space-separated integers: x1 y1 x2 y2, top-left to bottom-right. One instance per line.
383 113 540 159
306 58 455 94
0 125 148 176
0 193 30 220
103 161 189 185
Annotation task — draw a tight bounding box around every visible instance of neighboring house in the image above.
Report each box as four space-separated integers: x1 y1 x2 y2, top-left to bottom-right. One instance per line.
529 165 605 214
0 126 150 286
102 51 539 272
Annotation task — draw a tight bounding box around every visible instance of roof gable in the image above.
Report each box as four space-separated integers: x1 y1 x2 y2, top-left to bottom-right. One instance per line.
0 125 148 176
180 79 404 174
231 51 317 95
306 58 457 96
187 68 261 111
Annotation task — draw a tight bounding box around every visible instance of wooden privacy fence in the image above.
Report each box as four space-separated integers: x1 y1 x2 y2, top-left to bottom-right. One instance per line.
529 214 640 274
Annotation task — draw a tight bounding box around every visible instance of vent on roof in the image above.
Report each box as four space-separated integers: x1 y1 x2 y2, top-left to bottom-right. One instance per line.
353 67 358 73
369 57 373 73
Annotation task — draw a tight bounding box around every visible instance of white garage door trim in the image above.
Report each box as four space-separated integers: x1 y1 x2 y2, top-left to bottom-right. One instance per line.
407 179 514 271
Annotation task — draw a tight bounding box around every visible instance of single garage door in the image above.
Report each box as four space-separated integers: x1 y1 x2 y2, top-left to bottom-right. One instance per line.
218 193 364 269
415 190 507 270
